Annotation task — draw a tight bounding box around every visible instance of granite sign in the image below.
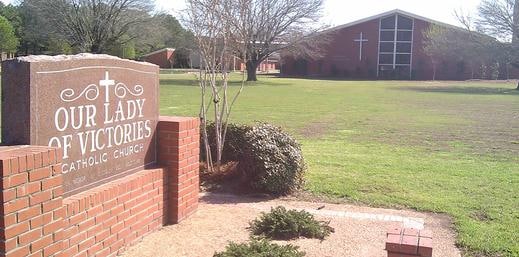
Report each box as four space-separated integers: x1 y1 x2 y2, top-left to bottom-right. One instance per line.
1 54 159 195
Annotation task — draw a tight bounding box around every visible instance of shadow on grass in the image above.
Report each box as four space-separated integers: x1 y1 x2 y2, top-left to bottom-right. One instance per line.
160 78 291 87
160 79 199 87
271 74 383 82
395 86 519 95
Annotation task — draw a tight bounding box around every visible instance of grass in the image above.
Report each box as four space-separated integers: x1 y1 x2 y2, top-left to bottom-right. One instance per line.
160 73 519 257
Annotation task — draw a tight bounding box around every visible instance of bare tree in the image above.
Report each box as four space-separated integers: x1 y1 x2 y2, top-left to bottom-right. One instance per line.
33 0 153 53
423 25 499 80
476 0 519 42
221 0 326 81
458 0 519 88
184 0 247 172
423 25 451 80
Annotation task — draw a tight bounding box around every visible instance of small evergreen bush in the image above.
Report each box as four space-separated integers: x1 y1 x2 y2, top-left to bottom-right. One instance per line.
213 238 305 257
239 123 305 194
249 206 334 240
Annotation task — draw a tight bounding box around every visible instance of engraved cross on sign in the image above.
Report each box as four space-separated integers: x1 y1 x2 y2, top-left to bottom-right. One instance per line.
99 71 115 103
354 32 368 61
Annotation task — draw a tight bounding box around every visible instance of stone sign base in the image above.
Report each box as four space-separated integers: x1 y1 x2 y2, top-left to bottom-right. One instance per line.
0 116 200 257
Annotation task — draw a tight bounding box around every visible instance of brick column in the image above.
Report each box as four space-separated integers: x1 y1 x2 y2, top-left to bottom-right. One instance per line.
0 146 64 257
157 116 200 224
385 226 433 257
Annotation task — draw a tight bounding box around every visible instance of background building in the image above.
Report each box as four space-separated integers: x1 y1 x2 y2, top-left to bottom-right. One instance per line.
281 9 517 80
142 48 175 68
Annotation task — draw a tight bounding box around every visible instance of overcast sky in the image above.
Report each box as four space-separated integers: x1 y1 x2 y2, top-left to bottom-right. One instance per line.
156 0 481 27
1 0 481 27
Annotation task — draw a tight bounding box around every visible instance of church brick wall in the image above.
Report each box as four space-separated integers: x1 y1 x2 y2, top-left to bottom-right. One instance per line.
281 11 519 80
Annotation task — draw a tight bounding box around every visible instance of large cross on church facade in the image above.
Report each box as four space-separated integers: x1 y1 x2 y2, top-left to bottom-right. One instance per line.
354 32 368 61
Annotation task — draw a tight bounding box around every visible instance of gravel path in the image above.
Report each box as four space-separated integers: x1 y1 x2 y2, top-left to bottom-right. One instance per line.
120 193 461 257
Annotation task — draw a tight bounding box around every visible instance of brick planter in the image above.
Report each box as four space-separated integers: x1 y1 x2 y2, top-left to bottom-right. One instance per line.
0 116 200 257
385 226 433 257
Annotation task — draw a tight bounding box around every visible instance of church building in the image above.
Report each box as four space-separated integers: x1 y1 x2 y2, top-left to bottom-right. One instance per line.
281 9 512 80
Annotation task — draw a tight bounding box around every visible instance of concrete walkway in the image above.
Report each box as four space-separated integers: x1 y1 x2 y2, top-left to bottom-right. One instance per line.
120 193 461 257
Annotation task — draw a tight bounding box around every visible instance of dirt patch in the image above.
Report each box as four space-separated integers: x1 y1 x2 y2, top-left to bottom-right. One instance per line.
470 210 494 222
299 121 332 138
399 85 519 95
298 115 337 138
199 162 269 195
352 85 519 158
120 193 461 257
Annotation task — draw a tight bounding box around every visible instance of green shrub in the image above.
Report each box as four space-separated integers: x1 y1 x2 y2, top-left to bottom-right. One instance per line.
240 123 305 194
201 122 252 163
249 206 334 240
213 238 305 257
201 122 305 195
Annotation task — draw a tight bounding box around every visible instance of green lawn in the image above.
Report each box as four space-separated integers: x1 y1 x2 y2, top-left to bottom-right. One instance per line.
160 73 519 257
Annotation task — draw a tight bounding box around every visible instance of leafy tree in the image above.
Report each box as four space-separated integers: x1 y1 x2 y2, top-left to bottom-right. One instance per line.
3 1 192 59
131 14 169 56
157 15 195 67
131 14 195 58
46 38 73 55
120 43 136 59
173 47 192 68
160 14 195 50
0 15 19 61
18 0 59 55
0 3 22 40
108 35 136 59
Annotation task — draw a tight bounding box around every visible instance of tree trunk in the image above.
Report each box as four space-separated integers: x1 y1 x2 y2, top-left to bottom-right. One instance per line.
246 60 259 81
513 0 519 85
513 0 519 44
432 64 436 81
90 43 102 54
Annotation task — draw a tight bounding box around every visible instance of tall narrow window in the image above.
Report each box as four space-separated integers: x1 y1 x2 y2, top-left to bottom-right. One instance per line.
381 16 396 29
377 14 414 79
380 42 394 53
398 16 413 30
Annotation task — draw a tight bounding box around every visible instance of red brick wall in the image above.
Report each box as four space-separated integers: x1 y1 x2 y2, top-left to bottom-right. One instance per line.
282 18 380 78
0 116 200 257
385 227 433 257
60 168 165 257
238 60 277 72
0 146 64 257
157 116 200 224
144 50 175 69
